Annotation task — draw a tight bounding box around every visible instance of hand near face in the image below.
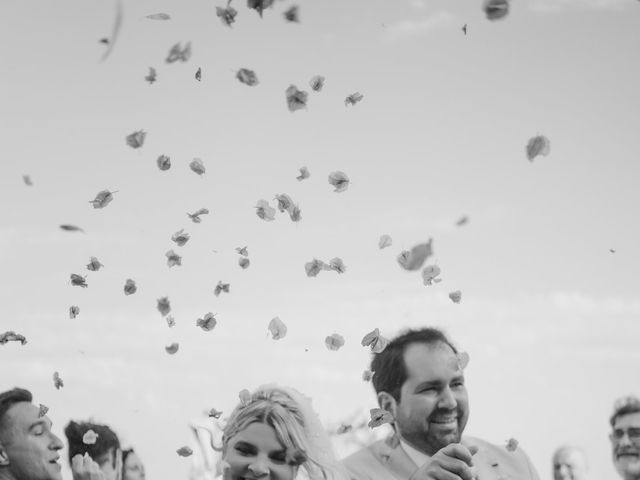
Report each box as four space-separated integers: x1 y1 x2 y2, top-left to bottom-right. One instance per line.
72 453 106 480
409 443 479 480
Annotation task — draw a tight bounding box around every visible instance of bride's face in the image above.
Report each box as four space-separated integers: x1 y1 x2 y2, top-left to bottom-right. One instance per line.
223 422 298 480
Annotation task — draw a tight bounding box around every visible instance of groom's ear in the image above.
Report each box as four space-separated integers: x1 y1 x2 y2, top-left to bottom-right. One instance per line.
0 442 10 466
377 391 398 418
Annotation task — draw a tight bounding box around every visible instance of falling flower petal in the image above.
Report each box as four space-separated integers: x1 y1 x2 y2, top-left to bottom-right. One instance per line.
145 67 157 84
247 0 274 17
195 67 202 81
378 235 393 249
214 281 230 296
146 12 171 20
236 68 259 86
361 328 389 353
525 134 551 161
268 317 287 340
176 447 193 457
189 158 206 176
38 404 49 418
216 5 238 26
83 430 99 445
345 92 364 106
236 246 249 257
70 274 88 288
305 258 327 277
157 155 171 171
309 75 325 92
285 85 308 112
238 257 250 269
157 297 171 316
362 370 374 382
171 229 190 247
283 5 299 22
422 264 442 285
255 199 276 221
462 23 467 35
166 315 176 328
186 208 210 224
397 240 433 271
505 438 519 452
22 175 33 186
325 333 345 351
196 312 217 331
69 306 80 319
0 331 28 345
289 205 302 222
296 166 310 181
449 290 462 304
165 343 179 354
610 248 616 253
166 42 192 63
208 408 223 419
89 190 117 209
368 408 393 428
456 216 469 227
328 171 350 192
329 257 346 274
60 224 84 233
126 130 146 148
166 250 183 267
53 372 64 390
275 193 294 213
124 279 137 295
337 424 352 434
86 257 104 271
457 351 470 370
239 388 252 405
484 0 509 20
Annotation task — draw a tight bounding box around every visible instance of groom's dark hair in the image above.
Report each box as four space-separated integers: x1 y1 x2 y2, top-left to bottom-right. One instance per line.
371 327 457 402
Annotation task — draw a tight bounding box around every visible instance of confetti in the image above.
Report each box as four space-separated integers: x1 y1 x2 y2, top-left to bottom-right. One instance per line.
275 193 294 213
309 75 325 92
484 0 509 20
165 343 179 354
296 166 310 181
239 388 252 405
457 351 470 370
82 430 99 445
157 297 171 316
328 171 350 193
189 158 206 176
397 240 433 271
214 281 230 296
610 248 616 253
283 5 299 22
86 257 104 271
60 225 84 233
305 258 328 277
361 328 388 354
208 408 223 419
0 331 28 345
126 130 146 149
456 216 469 227
268 317 287 340
422 265 442 285
70 274 88 288
238 257 250 269
362 370 374 382
38 404 49 418
196 312 217 331
69 306 80 319
53 372 64 390
171 229 190 247
449 290 462 304
505 438 519 452
236 246 249 257
145 67 157 84
216 5 238 26
236 68 259 86
195 67 202 81
462 23 467 35
247 0 274 17
166 250 183 267
285 85 308 112
166 315 176 328
176 447 193 457
89 190 117 209
336 424 352 434
166 42 192 63
289 205 302 222
345 92 364 107
255 199 276 221
329 257 346 274
378 234 393 249
526 134 551 161
325 333 345 351
157 155 171 171
146 12 171 20
22 175 32 186
124 279 137 295
368 408 393 428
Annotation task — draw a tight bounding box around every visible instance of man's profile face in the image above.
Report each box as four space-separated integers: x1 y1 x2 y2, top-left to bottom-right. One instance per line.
392 341 469 456
0 402 64 480
611 412 640 480
552 448 588 480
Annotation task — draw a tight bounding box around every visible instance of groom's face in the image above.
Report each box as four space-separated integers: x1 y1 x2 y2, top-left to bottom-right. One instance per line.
393 341 469 456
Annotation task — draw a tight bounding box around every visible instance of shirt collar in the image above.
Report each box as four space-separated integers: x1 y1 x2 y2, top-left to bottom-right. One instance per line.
399 438 431 467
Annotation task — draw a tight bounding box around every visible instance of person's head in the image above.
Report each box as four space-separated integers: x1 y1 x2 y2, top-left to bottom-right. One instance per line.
552 446 588 480
64 420 121 480
122 449 145 480
0 387 64 480
610 396 640 480
222 386 329 480
371 327 469 456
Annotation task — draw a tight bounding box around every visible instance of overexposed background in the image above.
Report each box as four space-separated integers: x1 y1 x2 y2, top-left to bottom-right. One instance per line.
1 0 639 479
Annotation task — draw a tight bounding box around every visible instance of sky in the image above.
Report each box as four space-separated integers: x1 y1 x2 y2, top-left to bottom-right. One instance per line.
1 0 639 479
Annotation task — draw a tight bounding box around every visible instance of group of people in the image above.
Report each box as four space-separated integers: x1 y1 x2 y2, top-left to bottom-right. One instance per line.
1 327 638 480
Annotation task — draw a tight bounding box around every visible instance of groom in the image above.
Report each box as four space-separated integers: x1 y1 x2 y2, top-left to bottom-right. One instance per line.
343 328 539 480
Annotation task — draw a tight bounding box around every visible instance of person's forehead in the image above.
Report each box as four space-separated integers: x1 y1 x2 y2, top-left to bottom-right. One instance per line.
554 449 585 465
403 341 460 380
614 411 640 429
233 422 284 450
6 401 50 428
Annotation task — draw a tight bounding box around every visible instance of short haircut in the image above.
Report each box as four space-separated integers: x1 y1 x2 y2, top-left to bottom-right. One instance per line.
64 420 121 467
610 395 640 427
0 388 33 434
371 327 458 402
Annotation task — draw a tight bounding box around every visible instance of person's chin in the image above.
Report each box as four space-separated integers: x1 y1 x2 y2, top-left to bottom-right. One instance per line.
615 456 640 476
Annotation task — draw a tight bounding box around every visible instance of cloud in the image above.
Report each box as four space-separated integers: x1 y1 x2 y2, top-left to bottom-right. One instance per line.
381 12 455 43
529 0 629 13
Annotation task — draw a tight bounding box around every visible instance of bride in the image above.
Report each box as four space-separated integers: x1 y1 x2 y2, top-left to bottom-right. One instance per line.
219 384 349 480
